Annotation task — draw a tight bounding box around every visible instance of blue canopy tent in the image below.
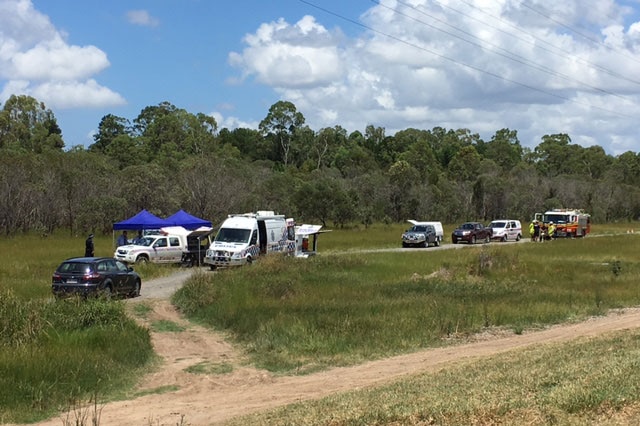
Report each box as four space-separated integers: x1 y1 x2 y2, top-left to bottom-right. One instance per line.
164 209 212 230
113 209 170 231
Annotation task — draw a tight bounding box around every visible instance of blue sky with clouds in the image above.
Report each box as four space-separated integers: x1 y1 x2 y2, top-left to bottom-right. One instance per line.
1 0 639 155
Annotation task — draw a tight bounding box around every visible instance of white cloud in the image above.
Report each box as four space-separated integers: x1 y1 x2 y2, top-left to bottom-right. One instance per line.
229 15 345 88
0 0 125 109
211 111 258 131
230 0 640 154
8 35 109 80
126 9 160 28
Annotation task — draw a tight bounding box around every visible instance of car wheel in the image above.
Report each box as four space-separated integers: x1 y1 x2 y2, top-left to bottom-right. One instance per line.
435 239 440 247
130 280 141 298
422 240 428 248
209 265 217 271
402 242 408 248
501 235 506 242
516 234 521 241
102 285 113 300
485 235 491 243
472 235 477 244
246 256 253 265
135 255 148 264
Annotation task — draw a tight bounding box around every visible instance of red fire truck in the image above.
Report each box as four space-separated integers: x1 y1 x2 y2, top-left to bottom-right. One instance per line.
533 209 591 238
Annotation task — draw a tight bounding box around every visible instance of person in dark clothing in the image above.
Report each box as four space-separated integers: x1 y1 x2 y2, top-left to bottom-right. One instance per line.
85 234 95 257
132 230 144 245
533 221 540 242
117 230 128 247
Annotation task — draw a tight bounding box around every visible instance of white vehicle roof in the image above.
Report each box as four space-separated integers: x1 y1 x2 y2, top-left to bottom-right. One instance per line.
160 225 213 238
407 220 442 225
220 216 256 229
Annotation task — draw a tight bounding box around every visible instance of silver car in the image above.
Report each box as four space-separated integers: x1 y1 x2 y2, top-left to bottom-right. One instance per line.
402 224 439 248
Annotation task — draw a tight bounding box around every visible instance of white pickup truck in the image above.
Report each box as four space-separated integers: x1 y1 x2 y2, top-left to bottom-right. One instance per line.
114 226 213 264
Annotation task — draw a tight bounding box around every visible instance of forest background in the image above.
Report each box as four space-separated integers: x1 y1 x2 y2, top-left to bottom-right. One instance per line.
1 93 638 237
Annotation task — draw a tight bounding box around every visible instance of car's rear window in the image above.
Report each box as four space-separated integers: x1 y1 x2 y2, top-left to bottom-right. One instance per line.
58 262 92 274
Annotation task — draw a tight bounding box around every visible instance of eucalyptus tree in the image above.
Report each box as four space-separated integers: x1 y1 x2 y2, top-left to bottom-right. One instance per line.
579 145 612 180
310 125 347 170
533 133 575 177
346 170 390 227
397 130 439 183
429 127 476 169
292 171 352 226
611 151 640 186
132 101 218 162
333 143 378 178
259 101 305 167
483 128 523 172
447 145 482 182
364 124 385 153
218 127 263 160
387 160 420 221
90 114 131 153
0 94 63 152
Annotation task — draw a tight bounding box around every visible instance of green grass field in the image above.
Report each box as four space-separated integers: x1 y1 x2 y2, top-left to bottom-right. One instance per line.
1 223 640 424
0 232 178 423
173 233 640 373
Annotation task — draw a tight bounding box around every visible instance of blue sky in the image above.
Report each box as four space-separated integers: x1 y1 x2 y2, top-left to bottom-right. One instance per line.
1 0 640 155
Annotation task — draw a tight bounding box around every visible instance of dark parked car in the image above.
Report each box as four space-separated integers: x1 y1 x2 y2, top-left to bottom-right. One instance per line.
402 224 439 248
52 257 141 299
451 222 492 244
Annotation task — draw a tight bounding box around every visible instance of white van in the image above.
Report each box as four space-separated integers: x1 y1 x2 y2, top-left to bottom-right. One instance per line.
204 211 295 269
407 220 444 242
488 219 522 242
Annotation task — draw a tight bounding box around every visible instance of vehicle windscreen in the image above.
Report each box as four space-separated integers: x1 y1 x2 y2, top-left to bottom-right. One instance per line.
135 237 155 247
215 228 251 243
544 214 569 223
490 222 506 228
410 225 427 232
461 223 475 230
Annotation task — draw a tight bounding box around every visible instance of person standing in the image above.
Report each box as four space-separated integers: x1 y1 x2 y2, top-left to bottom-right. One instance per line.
528 221 535 242
117 230 128 247
85 234 95 257
548 222 556 240
132 230 143 245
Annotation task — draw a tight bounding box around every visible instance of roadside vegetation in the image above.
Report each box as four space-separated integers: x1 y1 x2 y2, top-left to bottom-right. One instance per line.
0 233 176 424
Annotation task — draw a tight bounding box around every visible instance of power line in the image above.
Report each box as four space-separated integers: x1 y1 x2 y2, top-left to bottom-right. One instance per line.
297 0 635 119
513 0 640 66
374 0 632 102
435 0 640 87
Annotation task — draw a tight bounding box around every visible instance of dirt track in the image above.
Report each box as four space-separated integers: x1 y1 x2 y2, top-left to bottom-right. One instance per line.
28 255 640 426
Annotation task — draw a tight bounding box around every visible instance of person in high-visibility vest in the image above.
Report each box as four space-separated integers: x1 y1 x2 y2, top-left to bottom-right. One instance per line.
548 222 556 240
529 222 535 242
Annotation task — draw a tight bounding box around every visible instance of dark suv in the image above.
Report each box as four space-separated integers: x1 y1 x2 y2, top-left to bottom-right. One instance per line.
52 257 141 299
451 222 492 244
402 224 439 248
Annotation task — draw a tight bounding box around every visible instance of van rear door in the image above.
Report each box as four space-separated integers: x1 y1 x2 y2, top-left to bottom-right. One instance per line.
257 220 267 254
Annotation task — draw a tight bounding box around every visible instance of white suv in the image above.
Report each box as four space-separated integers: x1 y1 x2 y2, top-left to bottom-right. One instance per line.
488 220 522 242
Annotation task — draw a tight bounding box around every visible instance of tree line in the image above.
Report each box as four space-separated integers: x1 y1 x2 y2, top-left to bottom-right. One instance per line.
1 94 639 236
